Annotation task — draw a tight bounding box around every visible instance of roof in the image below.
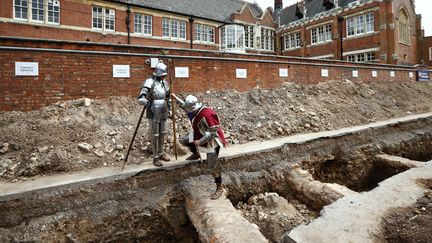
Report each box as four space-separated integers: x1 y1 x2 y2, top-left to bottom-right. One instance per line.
111 0 264 24
279 0 357 26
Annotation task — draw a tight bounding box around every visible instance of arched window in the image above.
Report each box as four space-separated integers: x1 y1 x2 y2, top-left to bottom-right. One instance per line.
398 8 409 44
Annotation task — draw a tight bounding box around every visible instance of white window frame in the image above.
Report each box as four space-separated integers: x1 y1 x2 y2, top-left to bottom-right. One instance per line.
13 0 60 25
311 24 332 45
162 17 186 40
284 32 301 50
92 6 115 32
347 52 375 62
134 13 152 36
221 24 245 52
195 23 215 44
260 27 275 51
244 25 255 49
346 12 374 37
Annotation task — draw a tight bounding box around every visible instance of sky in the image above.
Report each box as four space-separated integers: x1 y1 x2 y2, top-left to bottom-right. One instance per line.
246 0 431 36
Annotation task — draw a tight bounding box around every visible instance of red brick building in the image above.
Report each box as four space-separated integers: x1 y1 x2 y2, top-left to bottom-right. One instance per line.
422 36 432 67
278 0 421 65
0 0 277 54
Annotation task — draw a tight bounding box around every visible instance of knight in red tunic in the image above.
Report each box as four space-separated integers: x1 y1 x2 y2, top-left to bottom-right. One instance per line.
172 94 228 200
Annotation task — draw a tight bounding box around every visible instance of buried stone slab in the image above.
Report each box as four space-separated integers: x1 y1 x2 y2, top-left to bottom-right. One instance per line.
181 176 267 243
283 162 432 243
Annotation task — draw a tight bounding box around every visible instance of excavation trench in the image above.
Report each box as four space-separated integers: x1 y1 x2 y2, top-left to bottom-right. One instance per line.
0 115 431 242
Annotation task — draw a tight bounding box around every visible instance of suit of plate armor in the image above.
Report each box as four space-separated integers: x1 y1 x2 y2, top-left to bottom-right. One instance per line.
137 63 171 165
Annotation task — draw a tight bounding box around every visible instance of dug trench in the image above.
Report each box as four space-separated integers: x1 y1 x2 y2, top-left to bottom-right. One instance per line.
0 115 431 242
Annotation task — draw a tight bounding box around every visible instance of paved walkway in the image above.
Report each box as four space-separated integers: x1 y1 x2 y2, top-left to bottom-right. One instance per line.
287 160 432 243
1 112 431 199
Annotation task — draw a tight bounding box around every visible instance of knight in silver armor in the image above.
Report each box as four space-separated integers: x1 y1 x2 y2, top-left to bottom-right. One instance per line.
137 63 171 166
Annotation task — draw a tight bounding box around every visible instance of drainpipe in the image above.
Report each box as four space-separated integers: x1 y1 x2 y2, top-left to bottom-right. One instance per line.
338 16 343 61
189 15 195 49
126 5 131 44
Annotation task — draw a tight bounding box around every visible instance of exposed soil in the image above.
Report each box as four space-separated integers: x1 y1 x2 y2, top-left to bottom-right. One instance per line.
1 79 432 182
236 192 317 242
380 179 432 243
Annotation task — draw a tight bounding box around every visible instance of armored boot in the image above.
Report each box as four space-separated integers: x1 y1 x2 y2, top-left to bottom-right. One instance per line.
186 144 200 160
153 158 163 167
159 154 171 161
210 183 225 200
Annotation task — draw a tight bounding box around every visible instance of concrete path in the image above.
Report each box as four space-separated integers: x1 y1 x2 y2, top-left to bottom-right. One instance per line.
286 161 432 243
1 112 431 199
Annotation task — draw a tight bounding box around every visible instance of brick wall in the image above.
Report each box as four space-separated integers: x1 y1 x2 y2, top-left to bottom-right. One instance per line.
423 36 432 67
0 38 416 111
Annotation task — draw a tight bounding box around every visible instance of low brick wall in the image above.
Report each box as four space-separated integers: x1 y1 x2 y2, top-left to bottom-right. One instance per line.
0 37 416 111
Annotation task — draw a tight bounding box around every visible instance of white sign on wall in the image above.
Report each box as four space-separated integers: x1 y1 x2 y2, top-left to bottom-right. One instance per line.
409 72 414 78
279 68 289 77
113 65 130 78
15 62 39 76
390 71 395 77
236 68 247 79
321 69 329 77
352 70 358 78
175 67 189 78
372 70 378 78
150 58 159 68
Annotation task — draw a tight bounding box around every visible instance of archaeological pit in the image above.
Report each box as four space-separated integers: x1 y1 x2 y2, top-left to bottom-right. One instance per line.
1 113 431 243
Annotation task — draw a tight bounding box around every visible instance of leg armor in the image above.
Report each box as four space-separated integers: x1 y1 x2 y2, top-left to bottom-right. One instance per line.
149 119 160 160
158 119 167 157
207 146 221 178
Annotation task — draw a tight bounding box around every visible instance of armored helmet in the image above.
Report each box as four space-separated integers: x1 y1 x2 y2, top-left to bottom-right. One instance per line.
184 95 203 112
154 63 168 77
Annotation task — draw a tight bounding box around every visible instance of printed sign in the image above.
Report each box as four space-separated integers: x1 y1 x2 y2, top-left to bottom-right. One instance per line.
150 58 159 68
279 68 288 77
175 67 189 78
390 71 395 77
409 72 414 78
15 62 39 76
372 70 378 78
352 70 358 78
236 68 247 79
417 70 430 81
321 69 328 77
113 65 130 78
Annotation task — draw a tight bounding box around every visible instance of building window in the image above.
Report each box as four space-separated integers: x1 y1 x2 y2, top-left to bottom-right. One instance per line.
14 0 60 24
346 12 374 37
284 32 301 50
221 24 245 51
14 0 28 20
195 23 215 43
398 8 409 44
245 25 254 49
260 27 275 51
311 24 332 44
347 52 375 62
92 6 115 31
162 18 186 40
134 14 152 35
430 47 432 61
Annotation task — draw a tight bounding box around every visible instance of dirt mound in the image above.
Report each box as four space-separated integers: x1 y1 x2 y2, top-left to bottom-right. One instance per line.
1 79 432 182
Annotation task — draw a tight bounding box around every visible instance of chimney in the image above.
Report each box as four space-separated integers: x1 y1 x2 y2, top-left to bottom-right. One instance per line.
274 0 283 15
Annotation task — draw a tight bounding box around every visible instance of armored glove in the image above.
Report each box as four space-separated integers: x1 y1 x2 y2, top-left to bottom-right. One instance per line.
137 96 148 106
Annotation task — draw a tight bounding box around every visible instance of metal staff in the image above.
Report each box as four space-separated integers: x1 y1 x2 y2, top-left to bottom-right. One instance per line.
122 105 146 171
168 59 178 160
